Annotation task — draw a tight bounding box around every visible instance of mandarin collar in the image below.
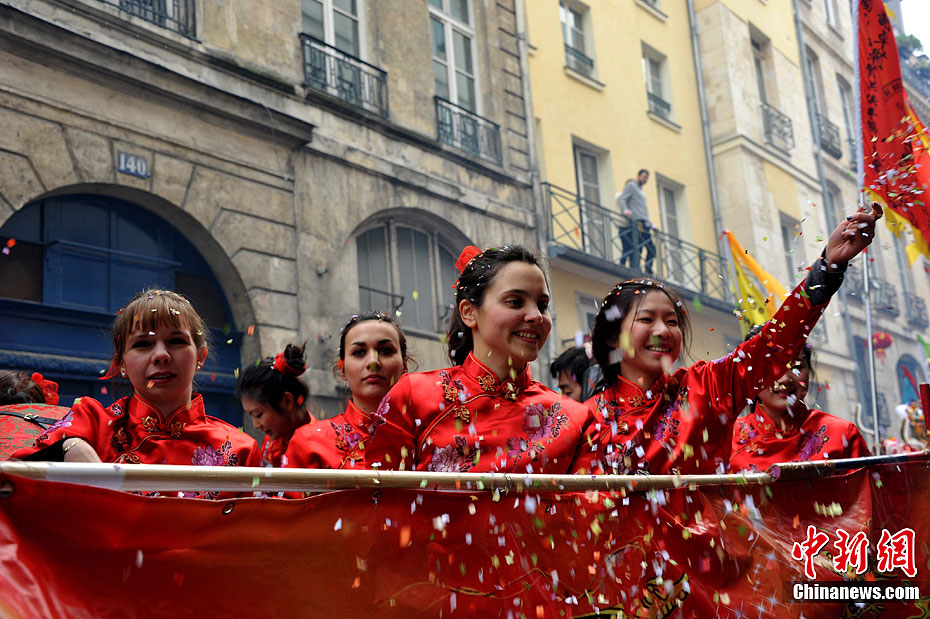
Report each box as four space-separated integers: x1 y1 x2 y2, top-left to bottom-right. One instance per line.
610 375 664 405
343 399 373 427
129 393 206 427
462 352 532 400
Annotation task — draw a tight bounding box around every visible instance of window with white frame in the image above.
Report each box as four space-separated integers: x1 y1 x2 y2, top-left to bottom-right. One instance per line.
575 293 600 335
805 47 825 113
657 177 688 284
750 28 772 104
642 44 671 120
302 0 362 56
837 76 856 160
356 222 458 333
560 1 594 77
573 142 612 259
780 216 802 283
823 0 838 29
429 0 477 112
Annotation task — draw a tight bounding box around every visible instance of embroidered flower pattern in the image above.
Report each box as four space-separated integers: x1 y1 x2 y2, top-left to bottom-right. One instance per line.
796 425 829 461
37 411 74 442
426 436 477 472
368 397 389 437
191 440 240 467
477 373 497 393
440 371 466 403
333 422 365 456
110 402 125 417
653 400 682 445
506 402 568 463
140 415 186 438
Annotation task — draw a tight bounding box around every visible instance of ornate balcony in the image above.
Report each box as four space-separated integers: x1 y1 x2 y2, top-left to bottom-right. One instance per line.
564 45 594 77
300 35 389 119
904 292 929 328
647 92 672 120
542 183 730 304
107 0 195 37
434 97 502 165
817 114 843 159
760 102 794 152
845 263 864 302
872 277 900 316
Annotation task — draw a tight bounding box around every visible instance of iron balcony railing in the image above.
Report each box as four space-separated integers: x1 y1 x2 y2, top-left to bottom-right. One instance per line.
106 0 195 37
847 138 858 172
564 44 594 77
817 113 843 159
647 92 672 120
904 292 928 327
543 183 730 304
845 263 863 301
761 102 795 152
300 34 389 119
434 97 502 165
872 276 900 316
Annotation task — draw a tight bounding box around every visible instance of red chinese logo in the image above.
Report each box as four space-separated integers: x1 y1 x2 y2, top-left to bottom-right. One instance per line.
876 528 917 578
791 525 829 579
792 526 918 579
832 528 868 575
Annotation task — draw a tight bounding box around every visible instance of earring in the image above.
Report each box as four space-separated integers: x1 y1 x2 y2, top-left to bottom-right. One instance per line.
196 364 202 371
120 370 127 377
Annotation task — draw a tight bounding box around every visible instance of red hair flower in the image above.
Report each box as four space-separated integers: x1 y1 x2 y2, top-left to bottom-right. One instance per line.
30 372 59 406
273 352 305 376
455 245 483 274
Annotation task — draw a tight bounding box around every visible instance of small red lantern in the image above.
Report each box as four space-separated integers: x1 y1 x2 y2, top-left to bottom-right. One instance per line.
872 331 893 365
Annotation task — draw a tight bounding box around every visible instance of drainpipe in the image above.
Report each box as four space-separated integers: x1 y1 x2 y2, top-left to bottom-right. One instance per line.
515 0 556 380
792 0 871 435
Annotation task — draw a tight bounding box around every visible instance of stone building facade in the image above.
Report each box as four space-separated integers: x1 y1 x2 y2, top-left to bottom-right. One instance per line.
0 0 536 426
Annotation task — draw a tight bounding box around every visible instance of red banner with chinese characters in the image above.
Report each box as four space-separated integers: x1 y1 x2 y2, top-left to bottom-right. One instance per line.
0 459 927 617
859 0 930 263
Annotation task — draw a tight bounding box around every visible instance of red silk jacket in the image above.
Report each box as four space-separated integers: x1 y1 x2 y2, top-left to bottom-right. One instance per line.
363 353 593 473
730 404 871 472
284 400 380 469
574 282 829 476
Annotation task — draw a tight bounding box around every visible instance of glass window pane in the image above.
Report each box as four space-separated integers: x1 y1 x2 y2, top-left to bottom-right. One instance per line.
429 0 443 8
301 0 325 39
334 0 357 16
431 18 446 60
357 228 389 312
453 30 473 73
396 227 434 331
333 12 359 55
455 72 475 110
450 0 469 25
433 60 450 99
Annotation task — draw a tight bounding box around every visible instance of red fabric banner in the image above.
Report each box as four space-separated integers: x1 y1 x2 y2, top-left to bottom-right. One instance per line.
859 0 930 262
0 458 927 617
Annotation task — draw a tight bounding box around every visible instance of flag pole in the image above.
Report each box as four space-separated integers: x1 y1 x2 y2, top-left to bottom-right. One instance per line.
853 0 882 452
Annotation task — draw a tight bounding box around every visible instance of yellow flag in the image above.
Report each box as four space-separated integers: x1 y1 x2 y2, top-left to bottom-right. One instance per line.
724 230 788 335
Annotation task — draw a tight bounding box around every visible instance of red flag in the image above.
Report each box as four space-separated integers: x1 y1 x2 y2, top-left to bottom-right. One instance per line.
0 457 928 617
859 0 930 263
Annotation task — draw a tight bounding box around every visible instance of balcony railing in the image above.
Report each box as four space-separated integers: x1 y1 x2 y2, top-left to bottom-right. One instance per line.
761 102 795 152
434 97 502 165
564 45 594 77
872 277 900 316
543 183 730 304
300 34 389 119
359 285 404 315
817 114 843 159
105 0 195 37
647 92 672 120
904 292 928 327
847 138 858 172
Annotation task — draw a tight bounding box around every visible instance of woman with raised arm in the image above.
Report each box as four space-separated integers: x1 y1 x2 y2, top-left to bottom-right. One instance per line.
363 245 591 473
284 312 409 469
573 204 882 475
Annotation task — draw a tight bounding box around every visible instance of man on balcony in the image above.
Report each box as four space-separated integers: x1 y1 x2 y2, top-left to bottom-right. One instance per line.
617 169 656 275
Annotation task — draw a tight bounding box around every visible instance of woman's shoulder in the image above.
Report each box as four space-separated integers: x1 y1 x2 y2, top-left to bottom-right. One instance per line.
201 415 257 446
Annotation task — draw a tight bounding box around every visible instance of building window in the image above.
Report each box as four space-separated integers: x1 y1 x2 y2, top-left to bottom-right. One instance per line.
575 293 600 335
560 1 594 77
837 76 857 163
823 0 838 29
657 177 688 284
111 0 196 37
302 0 362 57
573 142 611 260
429 0 477 112
805 47 825 114
781 217 802 283
750 29 771 104
356 222 458 333
642 44 671 120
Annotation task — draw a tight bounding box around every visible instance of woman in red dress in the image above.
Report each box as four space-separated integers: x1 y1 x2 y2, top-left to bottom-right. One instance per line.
573 205 882 476
284 312 409 469
13 288 260 498
730 331 870 472
363 245 592 474
236 343 315 467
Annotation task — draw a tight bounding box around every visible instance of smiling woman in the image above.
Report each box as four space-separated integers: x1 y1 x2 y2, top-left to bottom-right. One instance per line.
362 245 593 475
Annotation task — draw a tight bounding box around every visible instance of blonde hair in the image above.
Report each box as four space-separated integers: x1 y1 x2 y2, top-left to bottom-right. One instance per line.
103 288 210 379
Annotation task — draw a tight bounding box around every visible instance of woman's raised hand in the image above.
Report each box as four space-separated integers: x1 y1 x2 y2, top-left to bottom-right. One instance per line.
824 202 883 271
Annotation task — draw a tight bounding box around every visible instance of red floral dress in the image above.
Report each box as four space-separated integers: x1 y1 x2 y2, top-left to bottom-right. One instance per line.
573 282 831 476
259 413 314 467
730 404 871 472
363 353 592 473
284 400 383 469
12 394 260 499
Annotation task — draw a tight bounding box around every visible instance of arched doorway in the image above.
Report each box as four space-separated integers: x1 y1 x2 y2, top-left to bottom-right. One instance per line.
0 194 243 425
896 354 924 405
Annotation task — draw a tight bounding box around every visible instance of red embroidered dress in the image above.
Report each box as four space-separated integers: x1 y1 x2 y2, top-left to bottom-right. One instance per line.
574 282 830 476
13 395 260 497
284 400 383 469
259 413 314 467
730 404 871 472
363 353 592 473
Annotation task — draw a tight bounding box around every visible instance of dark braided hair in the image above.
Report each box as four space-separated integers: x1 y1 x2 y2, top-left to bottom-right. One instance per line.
447 245 548 366
0 370 45 405
591 279 691 389
235 343 309 417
